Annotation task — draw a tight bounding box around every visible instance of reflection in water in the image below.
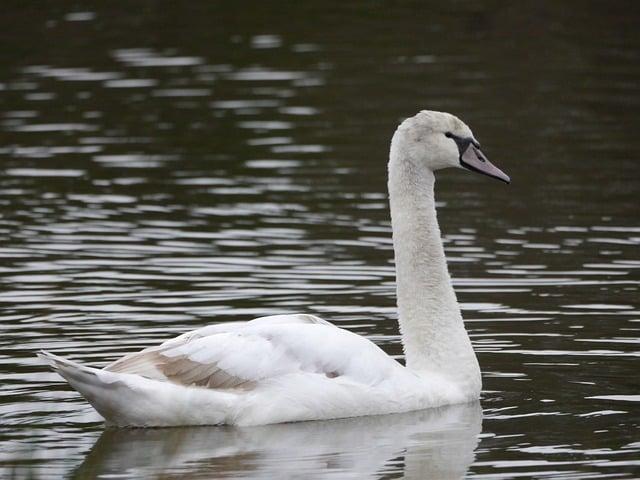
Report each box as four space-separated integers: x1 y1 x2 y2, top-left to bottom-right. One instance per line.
75 403 482 480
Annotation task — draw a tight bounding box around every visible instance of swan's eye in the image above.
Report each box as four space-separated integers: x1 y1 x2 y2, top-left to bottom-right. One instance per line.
445 132 453 138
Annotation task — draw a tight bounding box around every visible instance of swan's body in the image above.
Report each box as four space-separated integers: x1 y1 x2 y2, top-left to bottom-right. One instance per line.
40 110 509 427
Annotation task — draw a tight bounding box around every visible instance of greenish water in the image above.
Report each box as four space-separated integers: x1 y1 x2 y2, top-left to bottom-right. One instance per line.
1 1 639 478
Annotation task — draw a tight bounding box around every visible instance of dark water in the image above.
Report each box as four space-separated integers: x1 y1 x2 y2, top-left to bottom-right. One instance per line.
1 1 639 478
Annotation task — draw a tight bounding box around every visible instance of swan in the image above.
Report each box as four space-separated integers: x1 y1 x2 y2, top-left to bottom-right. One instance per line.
39 110 510 427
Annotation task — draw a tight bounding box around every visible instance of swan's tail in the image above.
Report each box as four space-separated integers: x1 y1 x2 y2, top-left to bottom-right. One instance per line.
38 350 235 427
39 350 102 386
38 350 135 424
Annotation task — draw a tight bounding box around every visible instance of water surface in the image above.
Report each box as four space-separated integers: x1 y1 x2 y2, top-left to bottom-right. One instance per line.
1 1 639 479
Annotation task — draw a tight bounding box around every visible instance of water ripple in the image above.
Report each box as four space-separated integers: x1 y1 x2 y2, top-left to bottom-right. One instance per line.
1 3 639 479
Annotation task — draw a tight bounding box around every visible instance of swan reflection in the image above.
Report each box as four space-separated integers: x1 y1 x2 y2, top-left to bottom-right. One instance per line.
75 402 481 479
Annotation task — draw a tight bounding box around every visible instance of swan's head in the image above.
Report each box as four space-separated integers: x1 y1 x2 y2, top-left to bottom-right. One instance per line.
392 110 510 183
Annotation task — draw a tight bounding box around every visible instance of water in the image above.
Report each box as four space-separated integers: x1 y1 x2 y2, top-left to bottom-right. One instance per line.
1 1 639 478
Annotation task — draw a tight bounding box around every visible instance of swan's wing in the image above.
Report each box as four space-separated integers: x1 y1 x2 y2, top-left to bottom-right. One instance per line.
173 313 335 343
105 318 400 389
104 313 333 378
110 331 297 389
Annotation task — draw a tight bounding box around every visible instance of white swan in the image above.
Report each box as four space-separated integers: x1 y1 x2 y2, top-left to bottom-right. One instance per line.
39 110 510 427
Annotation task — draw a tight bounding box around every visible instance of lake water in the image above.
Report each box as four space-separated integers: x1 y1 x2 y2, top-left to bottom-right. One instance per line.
1 2 639 479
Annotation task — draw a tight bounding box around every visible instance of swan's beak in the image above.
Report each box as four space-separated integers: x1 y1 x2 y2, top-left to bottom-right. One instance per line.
460 144 510 184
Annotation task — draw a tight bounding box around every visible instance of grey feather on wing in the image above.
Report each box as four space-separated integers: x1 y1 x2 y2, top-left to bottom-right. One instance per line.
104 347 255 390
160 354 256 390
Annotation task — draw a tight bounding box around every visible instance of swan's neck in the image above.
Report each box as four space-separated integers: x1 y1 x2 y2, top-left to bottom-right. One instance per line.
388 140 480 389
